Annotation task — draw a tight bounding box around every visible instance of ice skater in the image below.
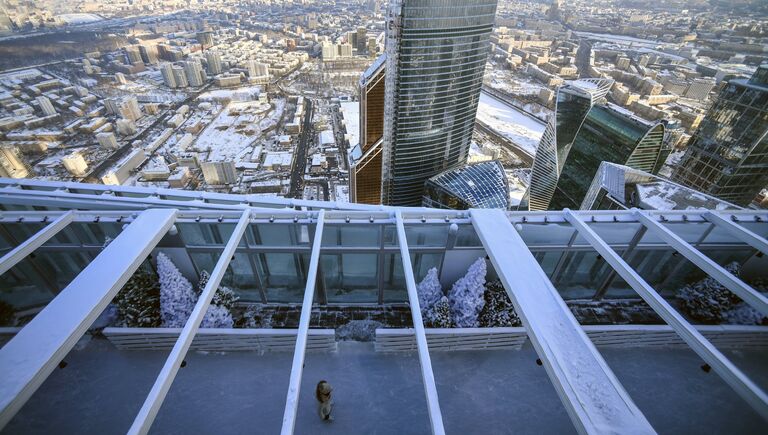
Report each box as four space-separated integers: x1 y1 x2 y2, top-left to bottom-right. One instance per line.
316 380 334 421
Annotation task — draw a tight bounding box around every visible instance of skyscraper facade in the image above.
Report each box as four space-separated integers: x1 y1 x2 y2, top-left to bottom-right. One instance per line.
671 65 768 207
350 55 386 204
381 0 498 206
523 78 613 211
549 103 667 210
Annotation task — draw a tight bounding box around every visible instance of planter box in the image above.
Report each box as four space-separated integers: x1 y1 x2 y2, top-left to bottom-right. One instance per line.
375 325 768 352
102 327 337 352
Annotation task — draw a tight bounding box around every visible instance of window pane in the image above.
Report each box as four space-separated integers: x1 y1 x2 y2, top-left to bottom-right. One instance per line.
258 252 308 303
322 225 380 247
322 253 378 303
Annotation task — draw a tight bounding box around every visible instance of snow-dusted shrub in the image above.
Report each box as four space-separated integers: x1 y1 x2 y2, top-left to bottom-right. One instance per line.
158 252 198 328
197 270 239 310
240 305 273 328
416 267 443 315
479 280 521 327
723 303 766 326
336 319 384 341
425 296 454 328
114 268 161 327
448 257 487 327
201 304 234 328
676 262 743 324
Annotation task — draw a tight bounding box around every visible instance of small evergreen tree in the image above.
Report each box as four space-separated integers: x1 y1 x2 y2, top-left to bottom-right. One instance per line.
197 270 239 310
479 280 521 327
425 296 454 328
201 305 234 328
158 252 198 328
416 267 443 317
114 268 161 327
448 257 487 328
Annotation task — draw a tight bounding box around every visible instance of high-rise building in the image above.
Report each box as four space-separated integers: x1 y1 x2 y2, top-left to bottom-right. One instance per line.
0 146 28 178
338 43 353 58
118 97 143 122
160 63 177 88
422 160 510 209
381 0 499 206
183 61 205 87
672 66 768 207
96 132 119 150
246 60 269 78
522 78 613 211
205 51 222 75
124 45 143 64
35 96 56 116
62 151 89 177
197 31 214 48
114 73 127 84
321 42 336 61
104 98 120 115
350 55 385 204
139 44 158 64
548 103 668 210
356 27 367 53
582 162 740 211
172 66 188 88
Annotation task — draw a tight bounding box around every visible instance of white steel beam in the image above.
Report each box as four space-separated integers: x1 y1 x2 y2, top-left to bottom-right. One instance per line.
395 210 446 435
635 210 768 317
280 210 325 435
703 212 768 256
0 208 177 429
128 209 252 435
0 211 75 276
564 209 768 421
471 209 654 435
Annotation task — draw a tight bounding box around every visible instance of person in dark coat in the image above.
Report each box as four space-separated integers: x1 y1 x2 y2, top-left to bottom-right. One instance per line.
316 380 334 421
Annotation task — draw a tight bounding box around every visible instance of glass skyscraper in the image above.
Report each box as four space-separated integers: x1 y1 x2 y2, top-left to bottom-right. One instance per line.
523 78 613 211
381 0 499 206
672 65 768 207
422 160 510 209
549 104 668 210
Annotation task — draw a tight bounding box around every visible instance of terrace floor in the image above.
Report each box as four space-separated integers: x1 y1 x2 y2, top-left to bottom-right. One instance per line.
4 337 768 434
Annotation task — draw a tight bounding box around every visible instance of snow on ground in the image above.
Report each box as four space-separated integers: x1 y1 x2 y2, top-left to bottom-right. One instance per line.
196 86 262 102
194 101 271 162
476 92 545 156
58 13 103 24
8 338 768 434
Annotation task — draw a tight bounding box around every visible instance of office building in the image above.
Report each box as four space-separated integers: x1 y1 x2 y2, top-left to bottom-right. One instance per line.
350 55 385 204
118 97 142 122
321 42 336 61
548 103 668 210
205 51 222 75
184 61 206 87
581 162 740 211
0 146 28 178
172 66 189 88
62 151 89 177
35 96 56 116
139 44 158 64
338 43 353 58
672 65 768 206
356 26 367 53
381 0 499 206
246 60 269 78
96 132 119 150
523 78 613 211
124 45 143 64
160 63 177 88
422 160 510 209
201 161 237 185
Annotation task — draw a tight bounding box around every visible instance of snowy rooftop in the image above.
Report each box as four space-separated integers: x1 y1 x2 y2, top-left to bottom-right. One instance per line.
339 101 360 149
0 179 766 434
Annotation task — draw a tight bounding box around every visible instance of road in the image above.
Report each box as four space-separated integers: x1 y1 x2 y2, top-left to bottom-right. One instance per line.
288 98 314 199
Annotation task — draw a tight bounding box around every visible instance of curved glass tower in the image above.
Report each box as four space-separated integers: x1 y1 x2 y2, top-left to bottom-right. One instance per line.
522 78 613 211
381 0 499 206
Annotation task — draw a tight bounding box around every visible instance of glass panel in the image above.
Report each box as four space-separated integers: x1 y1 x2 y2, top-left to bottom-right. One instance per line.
382 253 406 302
533 251 562 277
519 224 574 246
224 253 260 302
322 225 380 247
250 223 310 246
322 253 378 303
258 252 308 303
573 222 643 246
404 225 448 247
178 223 235 246
551 250 611 299
455 224 482 247
0 257 58 310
